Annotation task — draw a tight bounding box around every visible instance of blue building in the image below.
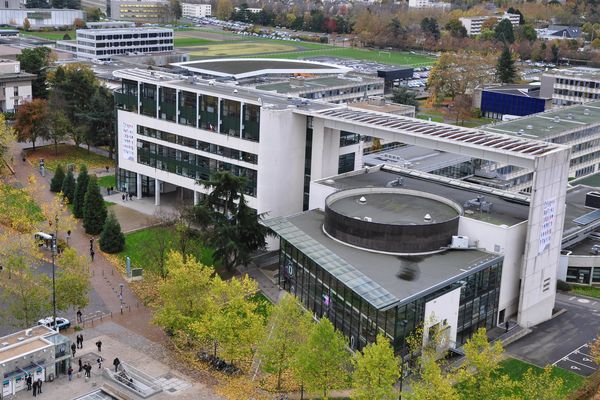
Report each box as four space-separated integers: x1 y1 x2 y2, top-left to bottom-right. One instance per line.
474 84 552 120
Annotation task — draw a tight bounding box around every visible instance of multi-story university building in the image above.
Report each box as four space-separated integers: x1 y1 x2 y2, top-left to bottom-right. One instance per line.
0 59 33 112
407 0 450 10
181 2 211 17
56 27 174 60
459 13 520 36
109 0 168 23
540 67 600 106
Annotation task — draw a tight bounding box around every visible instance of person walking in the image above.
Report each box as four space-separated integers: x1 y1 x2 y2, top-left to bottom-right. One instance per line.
32 379 38 397
76 309 82 324
85 363 91 378
95 340 102 352
90 249 95 262
37 378 42 394
78 358 83 372
68 366 73 381
89 238 94 251
78 334 84 349
97 356 102 369
113 357 120 372
71 342 76 357
122 193 126 202
505 320 510 333
26 374 32 390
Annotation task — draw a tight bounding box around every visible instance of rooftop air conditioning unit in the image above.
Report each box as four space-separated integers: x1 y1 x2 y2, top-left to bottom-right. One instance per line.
451 235 469 249
585 191 600 209
363 216 372 222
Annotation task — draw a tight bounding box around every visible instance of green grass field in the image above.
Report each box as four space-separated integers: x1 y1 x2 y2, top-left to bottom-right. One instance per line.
189 41 299 58
174 37 216 47
118 226 216 277
0 183 44 232
22 30 75 41
571 285 600 299
24 144 114 172
97 175 116 189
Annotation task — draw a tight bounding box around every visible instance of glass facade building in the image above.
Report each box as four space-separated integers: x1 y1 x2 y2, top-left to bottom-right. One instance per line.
278 237 502 352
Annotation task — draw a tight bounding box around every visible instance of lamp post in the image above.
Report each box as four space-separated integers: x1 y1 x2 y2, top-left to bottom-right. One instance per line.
51 215 58 332
398 319 408 400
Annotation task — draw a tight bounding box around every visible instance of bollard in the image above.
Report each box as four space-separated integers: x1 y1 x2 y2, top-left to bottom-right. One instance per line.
111 269 114 275
120 305 123 315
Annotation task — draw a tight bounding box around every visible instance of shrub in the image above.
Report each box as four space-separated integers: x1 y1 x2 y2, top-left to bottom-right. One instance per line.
83 175 107 235
99 211 125 253
50 164 65 192
557 279 572 292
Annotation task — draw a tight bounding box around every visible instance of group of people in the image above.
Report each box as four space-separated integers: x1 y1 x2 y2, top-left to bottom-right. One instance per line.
121 192 134 202
25 375 43 397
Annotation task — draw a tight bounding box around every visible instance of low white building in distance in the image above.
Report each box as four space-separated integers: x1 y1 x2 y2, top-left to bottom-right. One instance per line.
109 0 169 23
0 59 33 112
80 0 108 14
0 9 84 29
460 13 520 36
181 2 211 17
540 67 600 106
56 27 174 60
408 0 450 10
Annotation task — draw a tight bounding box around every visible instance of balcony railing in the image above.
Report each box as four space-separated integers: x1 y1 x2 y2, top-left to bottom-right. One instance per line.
114 91 137 112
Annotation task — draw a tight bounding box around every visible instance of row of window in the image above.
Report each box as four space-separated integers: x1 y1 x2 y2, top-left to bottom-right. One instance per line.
137 125 258 164
554 89 600 99
575 165 595 178
78 33 172 40
572 137 600 153
556 78 600 88
339 131 361 147
551 126 600 145
302 84 383 100
566 266 600 284
83 40 172 48
137 139 258 197
570 150 600 167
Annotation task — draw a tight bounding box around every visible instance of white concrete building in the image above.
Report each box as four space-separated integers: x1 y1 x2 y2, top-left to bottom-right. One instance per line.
407 0 450 10
181 2 211 17
0 9 84 29
540 67 600 106
459 13 519 36
0 59 33 112
56 27 174 60
109 0 169 23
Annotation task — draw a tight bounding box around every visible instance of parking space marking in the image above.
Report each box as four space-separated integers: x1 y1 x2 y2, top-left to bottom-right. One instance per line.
553 343 599 376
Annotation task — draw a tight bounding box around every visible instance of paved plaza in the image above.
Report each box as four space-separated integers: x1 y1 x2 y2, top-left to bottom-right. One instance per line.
7 321 221 400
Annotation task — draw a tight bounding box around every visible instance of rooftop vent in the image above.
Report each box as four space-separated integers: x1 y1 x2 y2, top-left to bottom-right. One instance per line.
1 342 9 347
517 129 524 136
325 179 335 184
363 216 372 222
526 124 533 130
567 113 574 120
585 108 591 116
25 329 32 337
17 337 24 341
553 116 560 123
424 213 432 222
358 196 367 204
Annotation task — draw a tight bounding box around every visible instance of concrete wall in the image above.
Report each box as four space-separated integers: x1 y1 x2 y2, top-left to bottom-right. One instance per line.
0 9 84 29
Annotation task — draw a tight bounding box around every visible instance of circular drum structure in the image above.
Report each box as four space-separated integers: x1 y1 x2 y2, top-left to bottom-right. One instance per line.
323 188 462 254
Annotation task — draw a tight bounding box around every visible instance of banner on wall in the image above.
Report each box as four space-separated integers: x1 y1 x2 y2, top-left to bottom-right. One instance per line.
538 197 556 254
121 121 136 161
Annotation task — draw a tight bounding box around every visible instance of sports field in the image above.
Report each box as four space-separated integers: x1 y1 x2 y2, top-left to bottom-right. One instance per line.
187 41 300 57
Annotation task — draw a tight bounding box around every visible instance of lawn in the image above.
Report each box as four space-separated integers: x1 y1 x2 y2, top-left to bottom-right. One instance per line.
417 114 444 123
97 175 116 189
118 226 216 277
24 144 115 172
22 30 75 41
496 358 584 398
0 183 44 232
257 47 436 66
174 37 216 47
189 41 299 58
571 285 600 299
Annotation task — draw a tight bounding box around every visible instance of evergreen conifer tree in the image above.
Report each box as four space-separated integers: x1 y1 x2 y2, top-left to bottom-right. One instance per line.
50 164 65 192
83 175 107 235
99 211 125 253
61 170 76 203
73 165 89 218
496 46 517 84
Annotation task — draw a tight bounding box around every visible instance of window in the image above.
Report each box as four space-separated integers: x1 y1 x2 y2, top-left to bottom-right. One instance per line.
338 153 355 174
340 131 360 147
13 86 18 96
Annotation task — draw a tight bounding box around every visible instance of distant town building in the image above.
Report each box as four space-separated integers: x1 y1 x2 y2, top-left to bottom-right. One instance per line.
80 0 108 14
109 0 169 23
459 13 519 36
536 25 581 40
407 0 450 10
540 67 600 106
0 9 84 29
0 59 33 112
0 0 25 8
56 27 174 60
234 6 261 13
181 2 211 17
473 84 552 120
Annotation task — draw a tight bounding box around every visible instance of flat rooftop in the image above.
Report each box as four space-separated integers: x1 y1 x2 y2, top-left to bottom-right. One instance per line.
255 75 381 94
544 67 600 81
363 145 471 171
329 192 459 225
482 101 600 140
77 27 172 34
0 325 53 346
172 58 350 79
318 166 531 226
0 338 52 363
483 84 548 99
565 236 600 255
267 209 501 310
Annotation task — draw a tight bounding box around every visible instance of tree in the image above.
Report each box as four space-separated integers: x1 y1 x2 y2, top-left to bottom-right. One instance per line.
519 366 564 400
495 18 515 44
294 318 350 399
74 18 85 29
403 351 458 400
50 164 65 193
497 46 518 84
78 86 115 158
450 94 473 125
62 33 71 40
445 19 467 38
258 293 314 391
99 211 125 253
351 334 400 400
169 0 182 20
457 328 513 400
83 175 107 235
14 98 50 150
154 252 216 335
592 38 600 49
61 170 76 203
49 111 71 155
192 275 265 363
17 47 52 99
55 247 90 312
73 164 89 218
22 18 30 31
591 333 600 364
519 25 537 42
0 114 15 162
392 87 419 110
551 43 560 64
215 0 233 19
85 7 104 21
421 17 440 41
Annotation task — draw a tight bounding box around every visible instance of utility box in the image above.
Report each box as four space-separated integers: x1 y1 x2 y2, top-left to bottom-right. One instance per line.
451 235 469 249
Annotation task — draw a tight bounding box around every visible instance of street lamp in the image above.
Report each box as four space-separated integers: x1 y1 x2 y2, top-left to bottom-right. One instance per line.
398 319 408 400
51 215 58 332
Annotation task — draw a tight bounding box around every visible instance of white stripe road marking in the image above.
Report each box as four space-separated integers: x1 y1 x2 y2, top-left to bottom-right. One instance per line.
569 297 576 301
553 343 591 365
561 358 597 371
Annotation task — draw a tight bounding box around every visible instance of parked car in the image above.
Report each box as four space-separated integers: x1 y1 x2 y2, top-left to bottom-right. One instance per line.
37 317 70 331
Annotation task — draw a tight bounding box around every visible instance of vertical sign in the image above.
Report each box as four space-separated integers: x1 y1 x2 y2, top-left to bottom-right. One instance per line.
121 121 136 161
538 197 556 254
